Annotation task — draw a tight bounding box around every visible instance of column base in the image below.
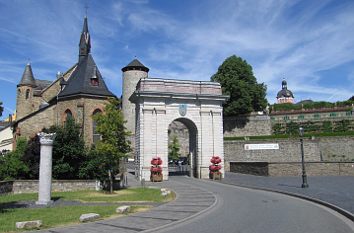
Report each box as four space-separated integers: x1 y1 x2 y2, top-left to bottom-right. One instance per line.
35 200 54 206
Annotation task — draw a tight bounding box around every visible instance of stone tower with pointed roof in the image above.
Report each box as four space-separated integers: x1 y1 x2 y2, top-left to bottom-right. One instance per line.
16 63 40 120
13 16 116 146
122 58 149 135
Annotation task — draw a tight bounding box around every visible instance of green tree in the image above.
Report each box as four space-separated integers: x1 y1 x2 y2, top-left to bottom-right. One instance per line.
211 55 268 116
168 136 181 161
22 135 40 179
0 101 3 117
0 137 29 181
48 118 87 179
82 98 131 192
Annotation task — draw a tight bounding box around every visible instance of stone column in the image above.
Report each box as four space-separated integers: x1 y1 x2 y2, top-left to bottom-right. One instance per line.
36 132 56 206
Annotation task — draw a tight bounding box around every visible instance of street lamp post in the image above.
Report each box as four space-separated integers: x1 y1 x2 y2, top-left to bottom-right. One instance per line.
299 127 309 188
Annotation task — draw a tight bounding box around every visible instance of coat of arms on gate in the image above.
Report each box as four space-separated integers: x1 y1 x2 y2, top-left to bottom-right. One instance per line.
179 104 187 116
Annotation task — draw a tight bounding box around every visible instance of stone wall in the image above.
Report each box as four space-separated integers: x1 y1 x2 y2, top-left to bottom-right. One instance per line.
318 137 354 161
57 97 108 145
268 162 354 176
224 136 354 172
230 162 354 176
17 105 56 138
223 114 272 137
224 138 321 171
168 121 189 157
0 180 97 195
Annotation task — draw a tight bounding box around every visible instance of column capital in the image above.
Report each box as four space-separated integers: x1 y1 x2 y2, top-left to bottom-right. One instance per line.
37 132 56 145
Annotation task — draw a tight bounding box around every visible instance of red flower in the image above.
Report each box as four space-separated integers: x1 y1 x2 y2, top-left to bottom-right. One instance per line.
150 166 162 173
151 157 163 165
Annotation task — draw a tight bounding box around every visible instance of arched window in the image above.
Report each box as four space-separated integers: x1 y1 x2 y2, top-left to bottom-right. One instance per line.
92 109 102 144
25 89 30 99
64 109 74 123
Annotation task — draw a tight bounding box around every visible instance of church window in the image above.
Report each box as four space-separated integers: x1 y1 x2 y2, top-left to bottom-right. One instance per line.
346 111 352 116
91 67 99 86
283 115 289 121
92 109 102 144
90 78 99 86
25 89 30 99
64 109 74 123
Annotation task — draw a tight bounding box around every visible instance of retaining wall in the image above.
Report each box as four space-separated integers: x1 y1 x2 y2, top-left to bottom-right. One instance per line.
0 180 97 195
230 162 354 176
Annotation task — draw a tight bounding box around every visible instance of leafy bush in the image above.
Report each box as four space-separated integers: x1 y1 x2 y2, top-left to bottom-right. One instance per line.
0 137 29 181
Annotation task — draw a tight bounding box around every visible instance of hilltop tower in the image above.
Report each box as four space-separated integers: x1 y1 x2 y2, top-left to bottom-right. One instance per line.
121 59 149 135
16 63 37 120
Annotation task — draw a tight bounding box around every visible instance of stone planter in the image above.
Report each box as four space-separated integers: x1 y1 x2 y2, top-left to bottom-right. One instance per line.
150 173 163 182
209 172 222 180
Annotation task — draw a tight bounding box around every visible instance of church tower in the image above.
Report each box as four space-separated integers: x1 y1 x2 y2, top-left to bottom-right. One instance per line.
16 63 37 120
276 79 294 104
121 59 149 135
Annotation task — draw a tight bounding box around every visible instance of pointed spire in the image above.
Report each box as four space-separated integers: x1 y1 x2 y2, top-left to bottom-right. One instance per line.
18 63 36 87
79 16 91 59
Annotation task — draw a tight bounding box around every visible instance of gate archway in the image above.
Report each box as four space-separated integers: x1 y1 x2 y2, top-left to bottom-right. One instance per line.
168 118 198 177
131 78 228 181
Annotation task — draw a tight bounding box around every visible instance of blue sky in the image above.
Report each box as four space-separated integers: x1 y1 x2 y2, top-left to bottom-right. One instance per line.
1 0 354 120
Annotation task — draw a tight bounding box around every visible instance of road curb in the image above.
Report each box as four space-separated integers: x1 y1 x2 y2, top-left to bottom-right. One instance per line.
219 181 354 222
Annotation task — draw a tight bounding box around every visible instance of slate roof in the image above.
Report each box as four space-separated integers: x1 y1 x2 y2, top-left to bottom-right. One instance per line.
277 89 294 98
58 54 115 99
122 58 149 72
18 63 36 87
33 79 52 96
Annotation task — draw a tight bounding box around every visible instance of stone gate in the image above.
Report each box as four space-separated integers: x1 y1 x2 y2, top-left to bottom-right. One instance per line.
130 78 228 180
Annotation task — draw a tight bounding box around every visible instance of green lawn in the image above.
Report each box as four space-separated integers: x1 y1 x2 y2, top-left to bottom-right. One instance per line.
0 205 118 232
0 187 173 232
0 187 171 204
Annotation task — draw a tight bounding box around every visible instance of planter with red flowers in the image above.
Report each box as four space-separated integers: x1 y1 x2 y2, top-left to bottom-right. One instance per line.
150 156 163 182
209 155 222 180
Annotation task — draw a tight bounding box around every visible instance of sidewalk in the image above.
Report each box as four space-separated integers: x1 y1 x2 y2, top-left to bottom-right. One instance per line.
31 177 216 233
222 172 354 215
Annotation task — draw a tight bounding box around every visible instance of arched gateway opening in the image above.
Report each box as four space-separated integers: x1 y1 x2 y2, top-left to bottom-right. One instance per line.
130 78 228 181
168 118 198 177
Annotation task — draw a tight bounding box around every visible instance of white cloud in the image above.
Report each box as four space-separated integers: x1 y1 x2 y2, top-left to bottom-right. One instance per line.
1 0 354 111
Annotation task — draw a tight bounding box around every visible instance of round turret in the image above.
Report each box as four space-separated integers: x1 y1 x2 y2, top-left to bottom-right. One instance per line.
16 63 37 120
122 59 149 134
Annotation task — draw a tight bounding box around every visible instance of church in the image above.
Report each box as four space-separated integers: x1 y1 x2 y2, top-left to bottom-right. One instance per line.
12 16 133 147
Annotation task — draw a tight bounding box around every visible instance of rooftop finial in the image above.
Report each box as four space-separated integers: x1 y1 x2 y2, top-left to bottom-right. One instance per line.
84 3 89 17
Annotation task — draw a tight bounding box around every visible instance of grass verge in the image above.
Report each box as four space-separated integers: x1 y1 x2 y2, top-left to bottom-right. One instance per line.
0 187 174 232
0 187 171 204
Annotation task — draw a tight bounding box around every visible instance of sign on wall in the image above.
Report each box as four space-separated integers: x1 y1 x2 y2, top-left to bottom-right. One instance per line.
244 144 279 150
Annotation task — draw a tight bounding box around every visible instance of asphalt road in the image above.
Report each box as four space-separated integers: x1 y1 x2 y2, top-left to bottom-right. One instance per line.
156 177 354 233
